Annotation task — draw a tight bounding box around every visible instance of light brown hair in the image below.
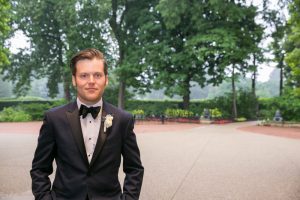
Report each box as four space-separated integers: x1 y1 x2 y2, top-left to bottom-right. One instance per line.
70 48 108 75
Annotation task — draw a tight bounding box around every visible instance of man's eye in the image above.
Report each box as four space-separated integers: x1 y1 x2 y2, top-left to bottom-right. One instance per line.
80 74 88 79
94 73 101 79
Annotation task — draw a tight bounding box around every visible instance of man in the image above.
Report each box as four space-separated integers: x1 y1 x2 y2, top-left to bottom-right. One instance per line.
30 48 144 200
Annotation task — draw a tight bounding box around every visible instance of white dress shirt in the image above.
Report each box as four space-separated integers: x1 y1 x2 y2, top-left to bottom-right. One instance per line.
77 98 103 163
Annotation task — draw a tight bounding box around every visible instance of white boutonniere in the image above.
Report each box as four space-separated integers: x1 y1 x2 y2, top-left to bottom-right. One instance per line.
104 114 113 132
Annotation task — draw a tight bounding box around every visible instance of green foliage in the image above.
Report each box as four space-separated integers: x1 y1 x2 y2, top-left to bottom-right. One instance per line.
165 109 194 118
131 109 145 120
127 89 261 120
210 108 222 119
126 99 179 117
264 0 289 96
2 0 109 99
0 0 11 66
235 117 247 122
23 100 67 120
0 107 32 122
0 94 299 122
131 109 145 116
285 0 300 96
236 90 258 120
213 95 232 119
21 103 52 121
0 99 66 121
141 0 263 109
102 77 133 107
50 99 68 107
103 83 119 107
258 92 300 121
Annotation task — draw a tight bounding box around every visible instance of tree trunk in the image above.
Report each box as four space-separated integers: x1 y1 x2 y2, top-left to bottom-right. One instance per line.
63 79 71 101
182 75 191 110
183 94 190 110
251 55 256 97
110 0 127 109
251 54 258 119
58 41 71 102
118 81 125 109
279 56 284 96
231 64 237 119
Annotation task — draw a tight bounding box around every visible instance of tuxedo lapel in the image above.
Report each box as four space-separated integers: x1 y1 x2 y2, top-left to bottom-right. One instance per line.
90 102 112 167
66 102 89 166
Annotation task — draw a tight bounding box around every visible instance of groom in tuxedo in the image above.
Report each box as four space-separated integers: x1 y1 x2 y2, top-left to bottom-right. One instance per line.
30 48 144 200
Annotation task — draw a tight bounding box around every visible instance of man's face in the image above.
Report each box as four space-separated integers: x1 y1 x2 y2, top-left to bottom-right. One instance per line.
72 58 108 105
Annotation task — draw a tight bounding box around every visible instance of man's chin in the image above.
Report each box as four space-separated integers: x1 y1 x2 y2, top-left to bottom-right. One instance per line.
81 96 102 104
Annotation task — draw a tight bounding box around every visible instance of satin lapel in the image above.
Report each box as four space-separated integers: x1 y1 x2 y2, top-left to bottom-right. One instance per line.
90 103 112 167
66 103 89 166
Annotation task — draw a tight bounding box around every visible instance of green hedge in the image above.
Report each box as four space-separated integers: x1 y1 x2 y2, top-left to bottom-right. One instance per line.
0 99 67 122
0 100 53 111
125 90 258 120
0 91 299 122
258 94 300 121
0 107 32 122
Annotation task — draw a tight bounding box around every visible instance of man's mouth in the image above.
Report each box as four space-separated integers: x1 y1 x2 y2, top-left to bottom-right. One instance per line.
86 88 97 91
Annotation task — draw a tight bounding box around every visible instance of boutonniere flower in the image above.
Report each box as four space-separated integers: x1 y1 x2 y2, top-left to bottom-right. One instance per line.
104 114 113 132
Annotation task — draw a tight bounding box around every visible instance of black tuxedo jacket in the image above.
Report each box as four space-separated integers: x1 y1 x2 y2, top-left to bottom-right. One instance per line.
30 101 144 200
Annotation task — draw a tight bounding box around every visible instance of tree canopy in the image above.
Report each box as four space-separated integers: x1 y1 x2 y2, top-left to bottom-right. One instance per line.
1 0 109 99
285 0 300 95
1 0 298 114
142 0 263 111
0 0 11 66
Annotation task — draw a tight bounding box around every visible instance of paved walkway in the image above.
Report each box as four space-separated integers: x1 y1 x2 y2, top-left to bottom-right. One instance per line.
0 122 300 200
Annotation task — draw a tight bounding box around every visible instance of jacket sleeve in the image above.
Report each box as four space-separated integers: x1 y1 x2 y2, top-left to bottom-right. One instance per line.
122 116 144 200
30 113 56 200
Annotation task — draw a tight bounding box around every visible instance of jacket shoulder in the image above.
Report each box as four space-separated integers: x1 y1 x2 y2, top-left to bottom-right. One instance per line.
46 102 76 115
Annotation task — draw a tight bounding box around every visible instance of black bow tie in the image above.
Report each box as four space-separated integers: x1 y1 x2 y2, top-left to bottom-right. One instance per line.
79 105 101 119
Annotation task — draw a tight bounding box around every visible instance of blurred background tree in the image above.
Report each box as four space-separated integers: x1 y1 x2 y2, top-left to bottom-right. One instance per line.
1 0 109 100
285 0 300 96
0 0 11 66
0 0 299 121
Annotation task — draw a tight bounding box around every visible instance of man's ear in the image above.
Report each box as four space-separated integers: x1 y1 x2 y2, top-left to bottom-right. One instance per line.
72 75 76 87
105 75 109 86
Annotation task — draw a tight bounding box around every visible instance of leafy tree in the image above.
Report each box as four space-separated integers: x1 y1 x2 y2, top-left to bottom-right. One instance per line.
212 1 263 119
285 0 300 96
263 0 290 96
0 75 13 97
1 0 109 100
0 0 11 66
153 0 263 115
150 0 235 109
108 0 160 108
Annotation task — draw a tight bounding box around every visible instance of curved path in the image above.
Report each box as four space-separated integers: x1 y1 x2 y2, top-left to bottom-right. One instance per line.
0 121 300 200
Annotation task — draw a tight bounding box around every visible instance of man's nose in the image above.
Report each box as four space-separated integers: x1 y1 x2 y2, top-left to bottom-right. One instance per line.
88 74 95 83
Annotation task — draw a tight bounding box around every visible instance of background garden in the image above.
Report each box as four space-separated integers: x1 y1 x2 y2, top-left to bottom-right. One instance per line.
0 0 299 123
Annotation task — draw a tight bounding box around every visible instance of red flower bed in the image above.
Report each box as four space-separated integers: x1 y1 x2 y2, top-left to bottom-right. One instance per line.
212 119 232 124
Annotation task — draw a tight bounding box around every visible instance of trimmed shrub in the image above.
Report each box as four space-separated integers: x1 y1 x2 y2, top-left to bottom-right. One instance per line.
131 109 145 119
258 93 300 121
165 109 194 118
0 99 67 121
210 108 222 119
21 103 52 121
0 107 32 122
235 117 247 122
